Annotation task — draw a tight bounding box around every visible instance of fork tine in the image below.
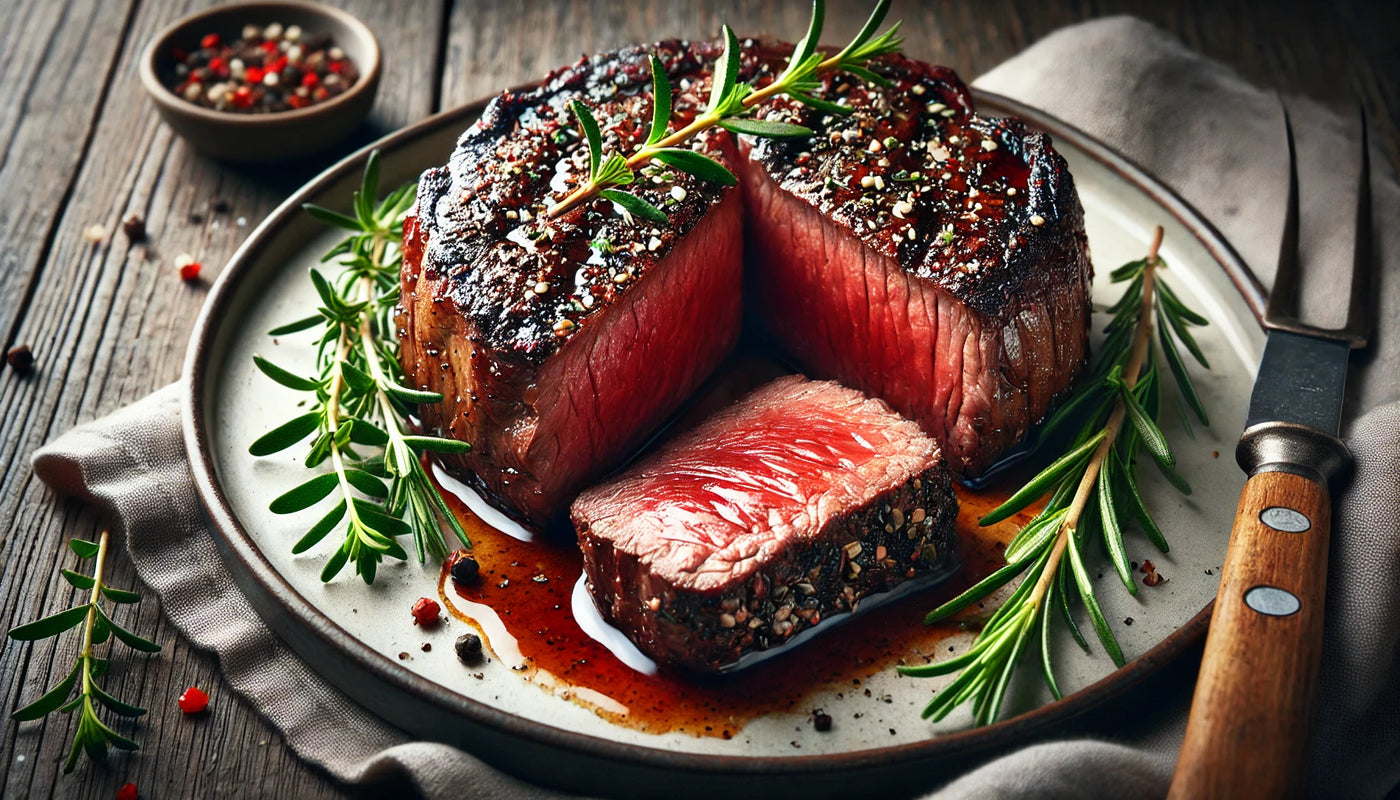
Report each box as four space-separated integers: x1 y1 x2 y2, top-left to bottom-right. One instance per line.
1347 105 1372 347
1266 100 1301 324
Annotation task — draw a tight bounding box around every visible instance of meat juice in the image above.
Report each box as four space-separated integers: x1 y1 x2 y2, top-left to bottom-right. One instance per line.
436 473 1031 738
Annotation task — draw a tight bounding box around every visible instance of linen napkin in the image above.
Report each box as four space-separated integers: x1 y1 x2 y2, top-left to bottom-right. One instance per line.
28 16 1400 800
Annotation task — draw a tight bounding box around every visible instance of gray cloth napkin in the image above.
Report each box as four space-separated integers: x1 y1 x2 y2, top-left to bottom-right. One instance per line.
28 16 1400 800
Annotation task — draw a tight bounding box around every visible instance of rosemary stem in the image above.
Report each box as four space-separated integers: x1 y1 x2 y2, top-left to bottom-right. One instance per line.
327 232 388 546
1027 226 1163 609
79 529 109 668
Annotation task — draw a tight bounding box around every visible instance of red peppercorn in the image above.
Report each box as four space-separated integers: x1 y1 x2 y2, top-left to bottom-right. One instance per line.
301 71 319 88
411 597 440 626
232 85 254 109
268 56 288 74
171 47 187 62
177 686 209 714
200 33 221 49
261 40 279 53
115 782 139 800
287 95 309 110
244 66 265 85
208 56 229 78
328 60 344 74
179 261 202 282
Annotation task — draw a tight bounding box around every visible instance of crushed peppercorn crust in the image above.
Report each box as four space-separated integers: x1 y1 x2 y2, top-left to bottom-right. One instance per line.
413 40 733 366
743 46 1084 317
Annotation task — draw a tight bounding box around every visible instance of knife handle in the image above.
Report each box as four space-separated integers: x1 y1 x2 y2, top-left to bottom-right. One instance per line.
1168 469 1331 800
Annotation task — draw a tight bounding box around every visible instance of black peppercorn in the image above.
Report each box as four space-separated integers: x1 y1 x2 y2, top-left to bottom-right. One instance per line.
449 551 480 585
6 345 34 375
455 633 483 664
813 710 832 732
121 213 146 241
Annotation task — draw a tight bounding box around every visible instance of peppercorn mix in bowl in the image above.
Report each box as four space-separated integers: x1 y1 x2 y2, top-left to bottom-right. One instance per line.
139 1 380 162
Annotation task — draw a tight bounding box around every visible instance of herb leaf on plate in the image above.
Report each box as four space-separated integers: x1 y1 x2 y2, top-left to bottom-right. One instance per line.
249 150 471 584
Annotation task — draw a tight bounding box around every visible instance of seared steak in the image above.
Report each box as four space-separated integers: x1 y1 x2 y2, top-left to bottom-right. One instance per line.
738 53 1092 477
399 41 742 529
572 375 958 673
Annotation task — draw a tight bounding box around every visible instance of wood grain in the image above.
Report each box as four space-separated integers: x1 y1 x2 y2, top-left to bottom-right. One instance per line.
1170 470 1332 799
0 1 1394 798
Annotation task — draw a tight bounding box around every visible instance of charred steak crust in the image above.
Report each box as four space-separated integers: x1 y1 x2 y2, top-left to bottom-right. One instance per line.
410 40 730 363
737 47 1093 475
572 377 958 673
400 41 746 527
742 49 1088 317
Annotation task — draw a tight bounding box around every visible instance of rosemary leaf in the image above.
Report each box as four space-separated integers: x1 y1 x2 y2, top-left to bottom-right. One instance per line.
646 55 672 146
599 189 668 224
253 355 320 392
649 148 738 185
570 100 604 180
8 605 89 641
979 431 1106 525
707 25 741 115
717 119 814 138
11 662 81 721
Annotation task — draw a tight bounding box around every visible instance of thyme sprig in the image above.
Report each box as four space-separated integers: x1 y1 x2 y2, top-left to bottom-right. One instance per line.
544 0 903 221
7 531 160 773
900 227 1212 724
249 151 471 584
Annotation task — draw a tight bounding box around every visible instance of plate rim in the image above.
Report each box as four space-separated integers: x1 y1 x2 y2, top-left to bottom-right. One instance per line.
181 89 1260 783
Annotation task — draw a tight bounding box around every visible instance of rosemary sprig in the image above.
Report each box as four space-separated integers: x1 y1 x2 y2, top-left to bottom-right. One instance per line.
545 0 903 220
899 227 1212 724
249 151 472 584
7 531 159 773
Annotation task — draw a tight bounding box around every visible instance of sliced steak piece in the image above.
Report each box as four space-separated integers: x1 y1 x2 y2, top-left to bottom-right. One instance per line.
738 53 1092 477
399 41 743 529
573 375 958 673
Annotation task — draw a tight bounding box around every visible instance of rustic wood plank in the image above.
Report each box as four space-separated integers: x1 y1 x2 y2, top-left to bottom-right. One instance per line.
0 1 1394 798
0 0 136 383
0 1 446 798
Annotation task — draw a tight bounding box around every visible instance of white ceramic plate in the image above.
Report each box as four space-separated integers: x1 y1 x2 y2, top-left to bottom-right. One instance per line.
183 92 1263 798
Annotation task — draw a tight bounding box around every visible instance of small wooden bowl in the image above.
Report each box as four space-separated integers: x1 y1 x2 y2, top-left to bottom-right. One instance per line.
139 1 381 162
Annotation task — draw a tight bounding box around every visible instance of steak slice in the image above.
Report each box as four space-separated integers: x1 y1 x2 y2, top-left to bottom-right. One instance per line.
738 52 1092 477
572 375 958 673
399 41 743 529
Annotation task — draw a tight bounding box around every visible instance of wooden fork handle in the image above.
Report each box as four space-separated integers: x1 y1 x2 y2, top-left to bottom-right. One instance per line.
1168 468 1331 799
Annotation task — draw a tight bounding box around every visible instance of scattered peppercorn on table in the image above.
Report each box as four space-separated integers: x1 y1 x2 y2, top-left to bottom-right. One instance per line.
0 1 1392 797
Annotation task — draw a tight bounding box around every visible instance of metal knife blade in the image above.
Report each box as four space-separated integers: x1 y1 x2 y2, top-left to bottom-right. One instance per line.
1245 331 1350 437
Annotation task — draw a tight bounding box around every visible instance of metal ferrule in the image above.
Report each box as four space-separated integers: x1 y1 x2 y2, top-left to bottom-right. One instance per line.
1236 421 1352 487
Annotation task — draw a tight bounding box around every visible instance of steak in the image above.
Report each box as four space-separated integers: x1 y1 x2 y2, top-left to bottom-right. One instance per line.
738 52 1092 477
399 41 743 529
572 375 958 673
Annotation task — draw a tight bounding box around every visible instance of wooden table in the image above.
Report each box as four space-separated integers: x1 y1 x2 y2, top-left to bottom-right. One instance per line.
1 1 1394 797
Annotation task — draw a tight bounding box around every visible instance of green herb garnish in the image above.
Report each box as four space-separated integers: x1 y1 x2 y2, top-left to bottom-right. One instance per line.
900 227 1212 724
8 531 159 772
249 151 471 584
545 0 903 220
